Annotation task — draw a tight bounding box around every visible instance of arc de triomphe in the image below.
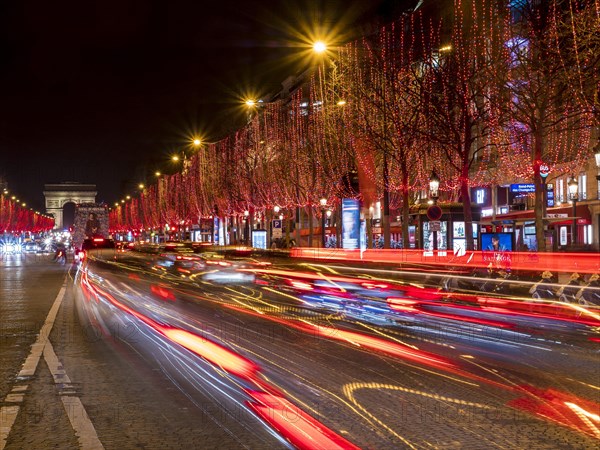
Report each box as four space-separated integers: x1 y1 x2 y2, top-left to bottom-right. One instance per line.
44 182 97 230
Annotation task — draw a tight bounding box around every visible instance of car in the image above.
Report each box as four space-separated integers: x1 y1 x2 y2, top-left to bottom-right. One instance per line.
116 241 135 252
75 237 116 262
23 241 41 253
154 242 206 273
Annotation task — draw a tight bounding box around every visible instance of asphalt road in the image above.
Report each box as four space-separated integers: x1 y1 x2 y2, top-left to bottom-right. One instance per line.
1 250 598 449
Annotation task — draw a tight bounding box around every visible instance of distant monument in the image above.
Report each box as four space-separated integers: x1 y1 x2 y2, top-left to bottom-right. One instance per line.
43 182 97 230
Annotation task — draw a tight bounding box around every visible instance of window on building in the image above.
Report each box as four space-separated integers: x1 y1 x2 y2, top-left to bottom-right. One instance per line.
556 178 564 203
578 173 587 200
583 225 592 245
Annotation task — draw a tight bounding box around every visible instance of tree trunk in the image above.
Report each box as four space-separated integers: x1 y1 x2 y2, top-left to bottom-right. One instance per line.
295 206 301 247
402 166 410 250
462 123 474 251
364 204 373 249
461 178 474 251
383 153 391 249
533 131 546 252
308 207 314 247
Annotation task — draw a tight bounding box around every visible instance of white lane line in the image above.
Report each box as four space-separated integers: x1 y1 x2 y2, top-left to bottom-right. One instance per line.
1 279 104 450
44 342 104 449
18 283 67 378
0 282 66 450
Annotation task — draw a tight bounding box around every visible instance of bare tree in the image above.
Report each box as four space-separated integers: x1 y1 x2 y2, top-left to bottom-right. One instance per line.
416 0 507 251
497 0 595 251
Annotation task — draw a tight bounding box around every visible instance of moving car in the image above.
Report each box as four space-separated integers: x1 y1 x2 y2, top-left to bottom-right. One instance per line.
75 237 116 262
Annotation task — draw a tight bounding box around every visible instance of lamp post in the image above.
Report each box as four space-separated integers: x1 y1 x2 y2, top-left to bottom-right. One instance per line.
429 171 440 251
244 210 250 245
567 175 579 246
319 197 328 248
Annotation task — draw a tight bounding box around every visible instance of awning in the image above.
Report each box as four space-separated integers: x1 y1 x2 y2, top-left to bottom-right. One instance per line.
549 218 592 226
492 204 591 225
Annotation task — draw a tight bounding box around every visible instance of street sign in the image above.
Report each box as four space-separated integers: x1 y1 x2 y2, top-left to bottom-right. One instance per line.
510 184 535 193
429 221 441 232
426 205 442 221
272 219 282 238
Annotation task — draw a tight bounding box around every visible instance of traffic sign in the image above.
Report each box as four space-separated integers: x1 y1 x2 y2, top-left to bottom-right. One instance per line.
272 219 282 238
426 205 442 221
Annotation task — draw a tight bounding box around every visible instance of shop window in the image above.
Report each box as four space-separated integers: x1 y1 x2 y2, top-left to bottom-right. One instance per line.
583 225 592 245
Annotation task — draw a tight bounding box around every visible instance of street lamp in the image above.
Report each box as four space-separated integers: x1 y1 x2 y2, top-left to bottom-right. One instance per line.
429 171 441 251
568 175 579 245
320 197 328 248
429 171 440 203
313 41 327 54
244 210 250 245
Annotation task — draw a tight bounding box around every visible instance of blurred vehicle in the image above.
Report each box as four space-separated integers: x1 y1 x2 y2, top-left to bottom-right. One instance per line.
75 237 116 262
195 251 255 283
23 241 41 253
201 262 255 283
154 242 206 273
116 241 135 252
54 245 67 264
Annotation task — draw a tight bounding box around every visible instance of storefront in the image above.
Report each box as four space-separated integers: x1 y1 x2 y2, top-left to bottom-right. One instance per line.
490 204 592 251
408 204 481 253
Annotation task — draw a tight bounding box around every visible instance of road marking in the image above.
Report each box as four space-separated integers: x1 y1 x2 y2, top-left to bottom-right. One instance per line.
17 283 67 379
44 342 104 449
0 282 66 449
0 280 104 449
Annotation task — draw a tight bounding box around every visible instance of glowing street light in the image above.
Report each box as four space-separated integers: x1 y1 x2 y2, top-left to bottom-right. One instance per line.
193 139 201 147
245 99 256 107
126 195 131 200
319 197 328 248
568 175 579 246
155 171 161 177
172 155 180 162
429 171 440 202
139 183 145 189
313 41 327 54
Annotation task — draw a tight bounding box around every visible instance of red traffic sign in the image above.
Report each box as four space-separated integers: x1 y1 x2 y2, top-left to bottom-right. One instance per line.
426 205 442 221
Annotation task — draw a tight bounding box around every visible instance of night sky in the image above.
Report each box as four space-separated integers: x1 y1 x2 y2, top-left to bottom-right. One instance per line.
0 0 412 211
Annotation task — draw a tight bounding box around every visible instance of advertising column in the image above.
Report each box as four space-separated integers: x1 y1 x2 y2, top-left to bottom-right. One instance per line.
342 198 360 250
